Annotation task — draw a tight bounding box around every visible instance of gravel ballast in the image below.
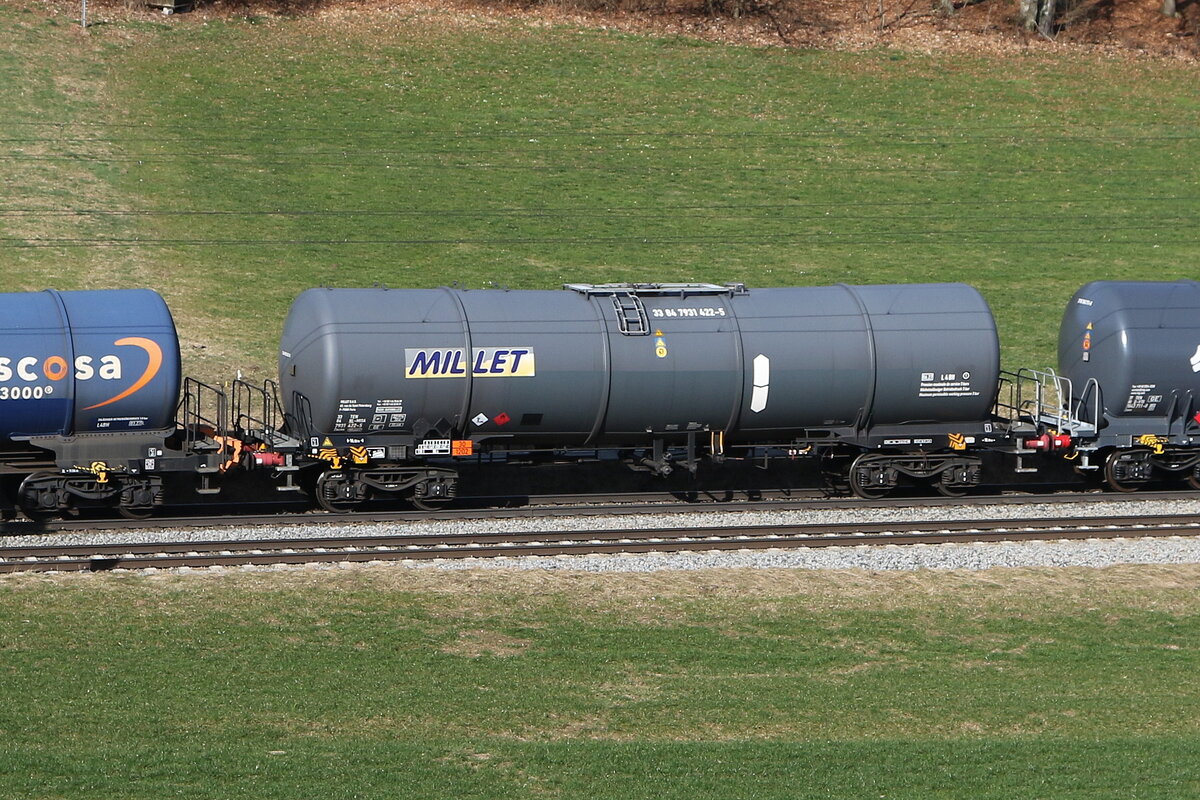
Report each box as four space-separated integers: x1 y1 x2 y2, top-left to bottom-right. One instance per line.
5 497 1200 573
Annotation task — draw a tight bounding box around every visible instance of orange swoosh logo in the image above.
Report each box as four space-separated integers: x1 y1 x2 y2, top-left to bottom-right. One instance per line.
83 337 164 411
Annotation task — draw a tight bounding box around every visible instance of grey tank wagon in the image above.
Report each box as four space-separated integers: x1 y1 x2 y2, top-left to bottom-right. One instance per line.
279 281 1007 508
1016 280 1200 492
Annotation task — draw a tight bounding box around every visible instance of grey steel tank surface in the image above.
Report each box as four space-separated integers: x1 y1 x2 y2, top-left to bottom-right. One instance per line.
279 283 1000 444
1059 280 1200 423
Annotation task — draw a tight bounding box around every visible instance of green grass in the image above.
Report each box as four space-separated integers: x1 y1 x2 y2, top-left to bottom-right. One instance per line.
2 567 1199 798
2 4 1198 381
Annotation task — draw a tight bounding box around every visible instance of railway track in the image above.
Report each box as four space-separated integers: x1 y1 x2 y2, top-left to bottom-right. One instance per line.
2 487 1193 536
3 513 1199 574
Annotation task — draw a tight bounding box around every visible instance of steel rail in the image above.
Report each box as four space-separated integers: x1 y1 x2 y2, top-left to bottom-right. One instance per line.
2 514 1198 574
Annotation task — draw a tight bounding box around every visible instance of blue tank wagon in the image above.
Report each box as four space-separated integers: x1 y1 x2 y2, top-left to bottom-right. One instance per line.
0 289 198 518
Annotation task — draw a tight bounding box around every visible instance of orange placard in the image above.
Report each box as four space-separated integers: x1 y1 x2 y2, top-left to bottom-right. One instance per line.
451 440 474 457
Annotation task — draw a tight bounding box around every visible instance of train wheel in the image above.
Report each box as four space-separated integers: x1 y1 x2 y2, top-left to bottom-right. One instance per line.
410 495 450 512
849 454 894 499
409 475 456 511
116 480 159 520
1104 449 1150 493
315 471 366 513
117 504 154 520
850 482 891 500
934 481 969 498
933 462 979 498
17 472 66 521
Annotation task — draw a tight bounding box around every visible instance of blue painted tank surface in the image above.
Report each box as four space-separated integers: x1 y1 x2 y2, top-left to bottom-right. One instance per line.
0 289 181 441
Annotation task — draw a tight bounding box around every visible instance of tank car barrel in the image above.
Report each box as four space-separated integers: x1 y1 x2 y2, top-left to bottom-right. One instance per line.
277 282 1001 448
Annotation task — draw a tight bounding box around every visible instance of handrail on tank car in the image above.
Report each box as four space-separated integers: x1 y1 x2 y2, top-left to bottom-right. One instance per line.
993 373 1016 419
283 391 314 441
179 377 227 449
231 378 287 443
1021 368 1066 428
563 282 746 296
1004 368 1098 436
1075 377 1102 432
264 380 286 432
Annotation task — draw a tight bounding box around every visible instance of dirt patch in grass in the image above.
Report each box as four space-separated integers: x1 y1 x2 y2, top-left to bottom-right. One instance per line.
441 629 533 657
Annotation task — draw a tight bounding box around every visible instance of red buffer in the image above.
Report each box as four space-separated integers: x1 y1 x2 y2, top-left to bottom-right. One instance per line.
1024 433 1073 451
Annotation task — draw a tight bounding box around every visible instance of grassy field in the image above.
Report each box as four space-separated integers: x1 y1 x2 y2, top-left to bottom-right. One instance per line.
2 566 1199 798
2 3 1198 382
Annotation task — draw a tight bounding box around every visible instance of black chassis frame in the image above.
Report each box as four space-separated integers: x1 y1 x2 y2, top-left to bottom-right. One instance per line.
2 429 225 516
300 418 1011 492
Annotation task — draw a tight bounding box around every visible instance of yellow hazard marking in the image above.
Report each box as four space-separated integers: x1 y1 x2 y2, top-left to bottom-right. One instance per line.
322 437 333 447
1137 434 1167 455
73 461 124 482
349 446 369 465
948 433 966 450
1086 322 1093 330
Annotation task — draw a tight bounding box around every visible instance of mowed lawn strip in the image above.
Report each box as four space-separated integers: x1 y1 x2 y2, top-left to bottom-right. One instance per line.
1 4 1198 381
1 566 1199 798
